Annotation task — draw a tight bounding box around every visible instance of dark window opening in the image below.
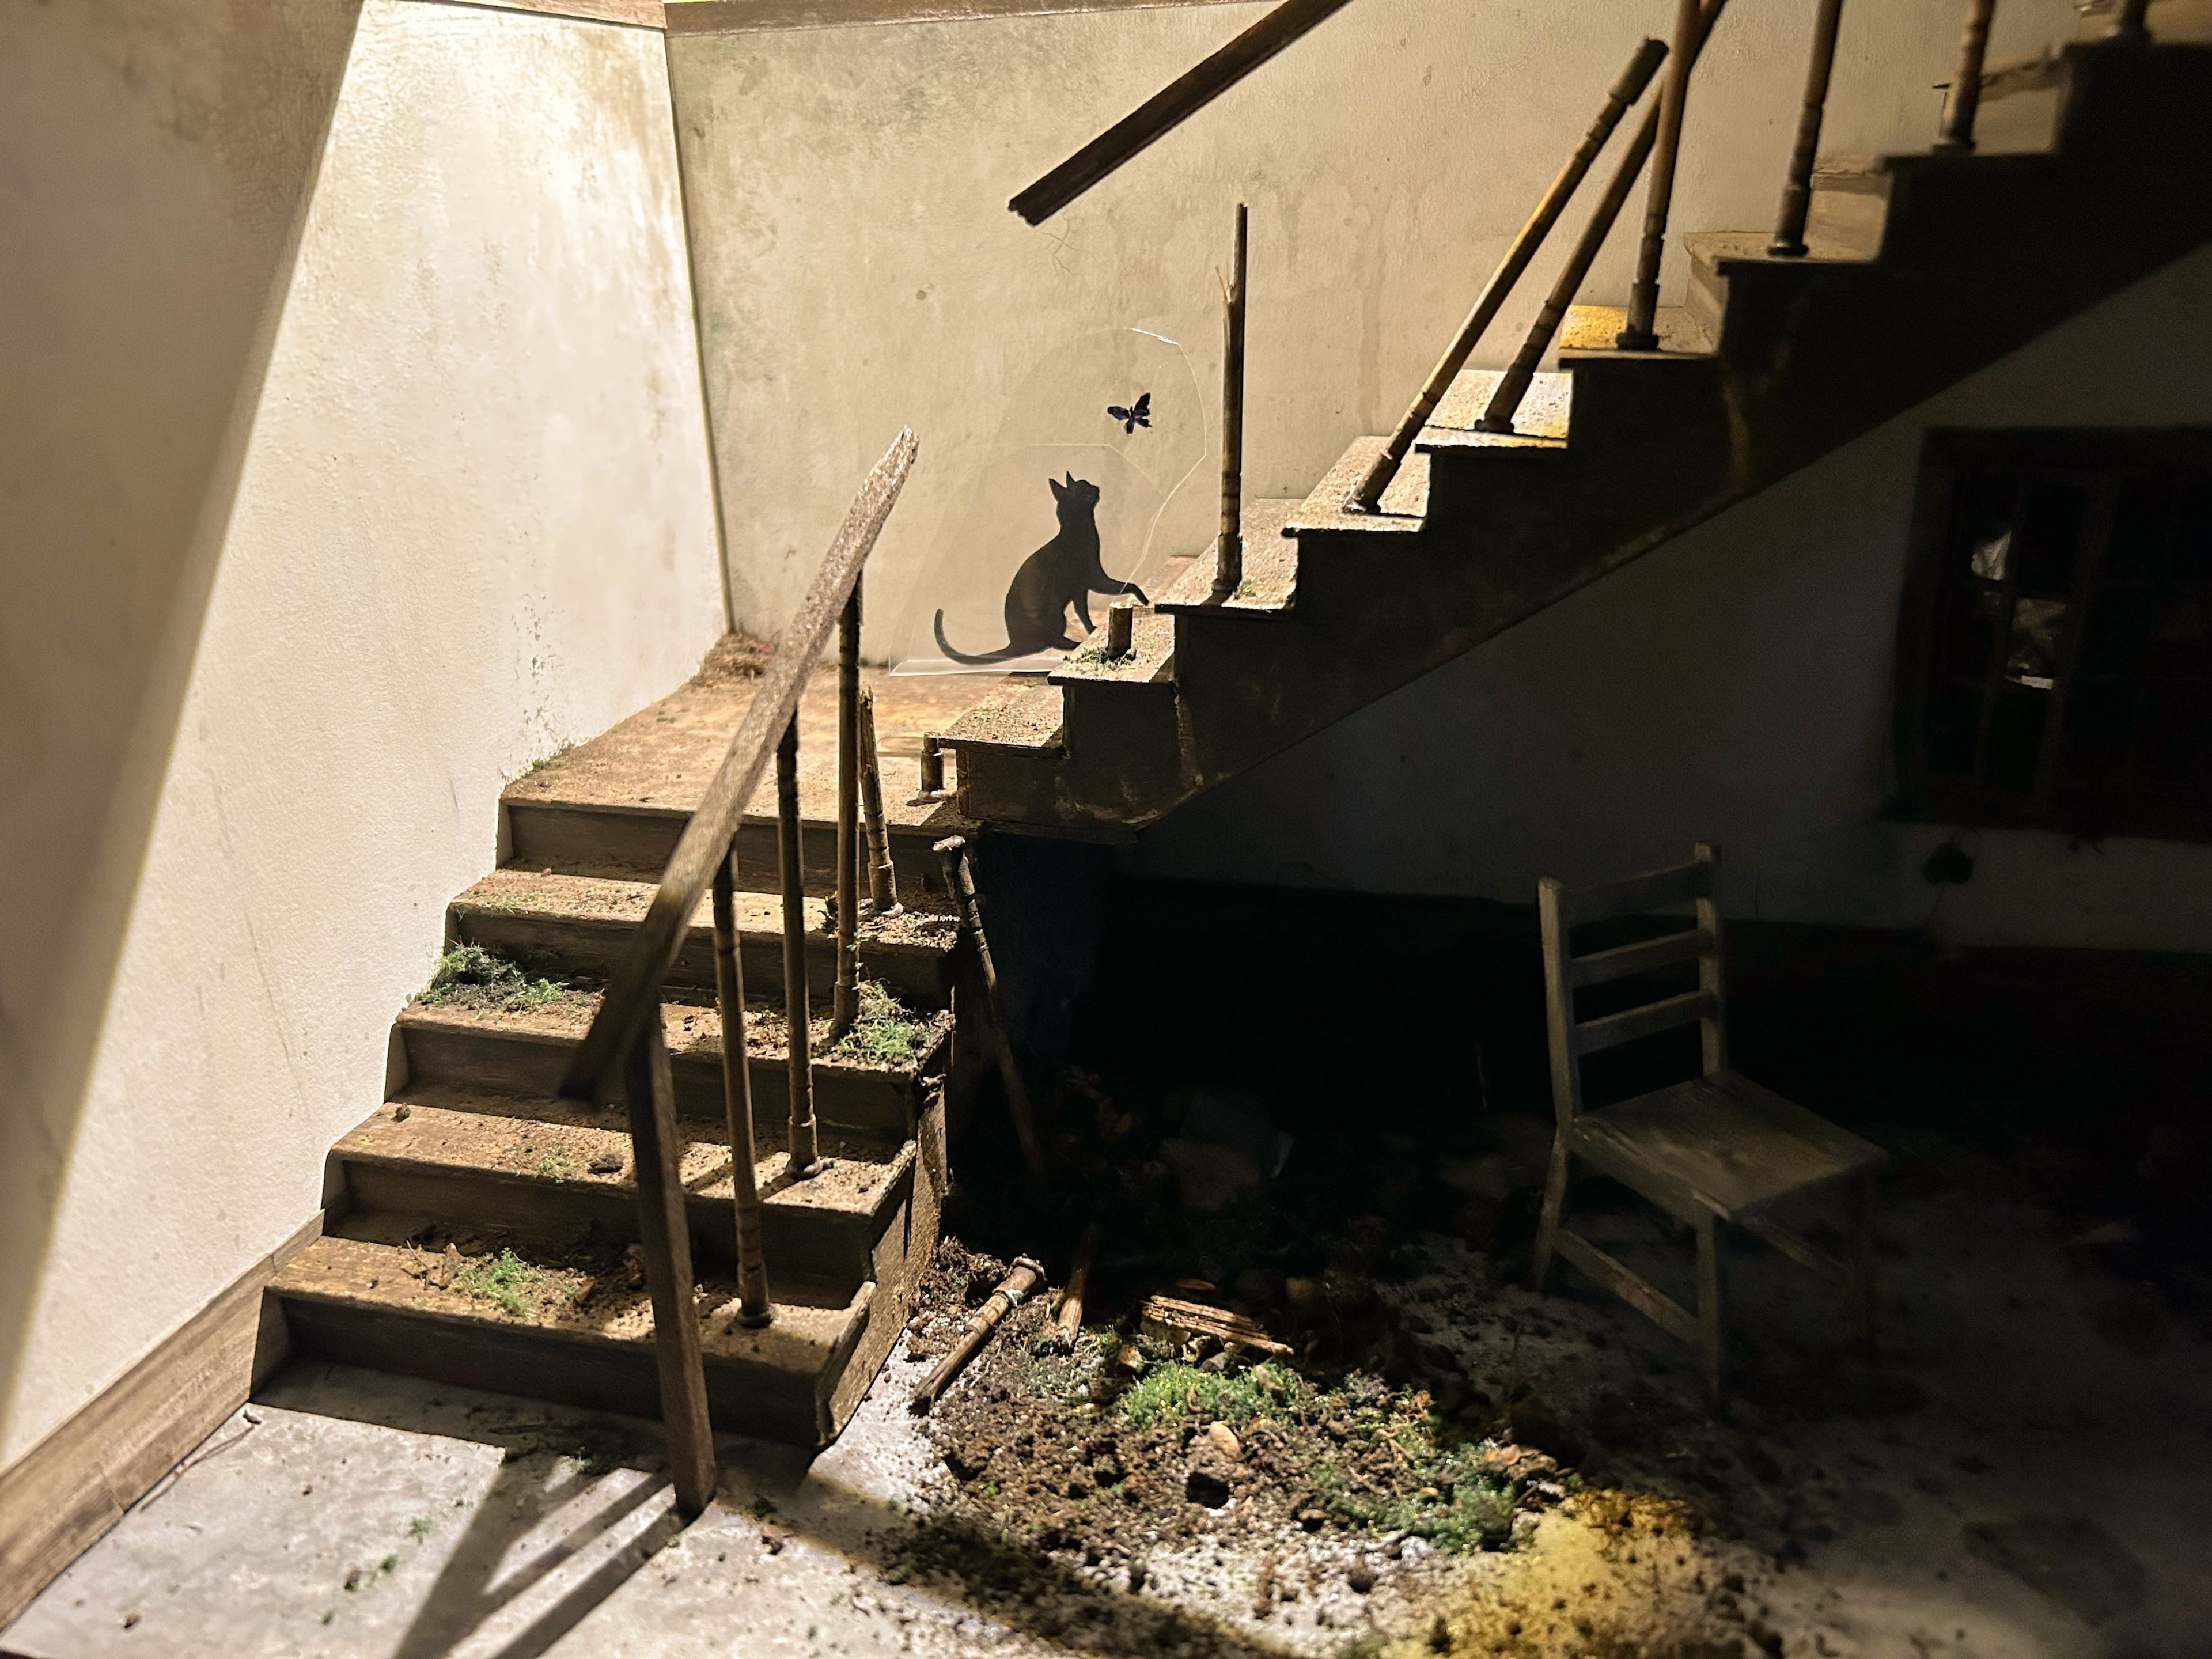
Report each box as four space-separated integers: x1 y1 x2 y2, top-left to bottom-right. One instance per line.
1895 431 2212 841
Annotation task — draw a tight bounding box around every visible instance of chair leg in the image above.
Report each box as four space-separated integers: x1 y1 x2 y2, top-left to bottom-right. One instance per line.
1847 1171 1879 1358
1531 1137 1571 1291
1695 1215 1727 1408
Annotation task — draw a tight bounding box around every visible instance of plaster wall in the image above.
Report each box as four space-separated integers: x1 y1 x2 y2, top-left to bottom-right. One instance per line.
667 0 2081 652
1134 244 2212 955
0 0 722 1464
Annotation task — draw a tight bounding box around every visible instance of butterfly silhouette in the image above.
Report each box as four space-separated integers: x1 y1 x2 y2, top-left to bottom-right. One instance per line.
1107 392 1152 435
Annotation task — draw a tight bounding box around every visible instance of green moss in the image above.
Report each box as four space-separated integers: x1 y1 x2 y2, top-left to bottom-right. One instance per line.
1116 1359 1307 1427
453 1248 562 1320
832 980 924 1065
417 945 567 1013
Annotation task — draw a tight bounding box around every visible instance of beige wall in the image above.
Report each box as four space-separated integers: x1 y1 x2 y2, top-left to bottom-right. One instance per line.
668 0 2078 654
0 0 723 1464
1135 245 2212 953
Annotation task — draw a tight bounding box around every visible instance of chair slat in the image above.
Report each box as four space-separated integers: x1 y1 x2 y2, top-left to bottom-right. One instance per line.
1565 858 1710 925
1574 988 1715 1054
1571 926 1713 987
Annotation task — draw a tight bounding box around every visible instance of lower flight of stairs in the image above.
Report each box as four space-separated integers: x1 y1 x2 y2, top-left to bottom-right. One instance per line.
271 675 971 1446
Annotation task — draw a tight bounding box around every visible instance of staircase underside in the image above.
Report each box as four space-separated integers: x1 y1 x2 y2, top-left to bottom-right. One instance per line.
942 42 2212 840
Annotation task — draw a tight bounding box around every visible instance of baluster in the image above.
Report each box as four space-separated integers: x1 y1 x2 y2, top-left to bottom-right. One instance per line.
777 715 823 1177
915 732 950 804
711 849 772 1328
935 835 1046 1179
1618 0 1704 349
1350 35 1668 509
858 688 899 915
2107 0 2150 40
1213 202 1248 599
622 1013 717 1515
830 588 862 1043
1934 0 1997 152
1104 598 1135 658
1769 0 1848 257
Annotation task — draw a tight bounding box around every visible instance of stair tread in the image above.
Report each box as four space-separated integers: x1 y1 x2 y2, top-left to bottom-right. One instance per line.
504 654 976 839
1286 435 1433 532
456 866 957 946
1559 304 1714 359
339 1097 914 1215
273 1233 869 1365
399 987 952 1078
1050 609 1175 686
1423 367 1573 444
1156 498 1301 615
940 679 1065 753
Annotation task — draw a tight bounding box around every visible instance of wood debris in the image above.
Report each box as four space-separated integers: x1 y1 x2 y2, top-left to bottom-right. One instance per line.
1138 1294 1291 1357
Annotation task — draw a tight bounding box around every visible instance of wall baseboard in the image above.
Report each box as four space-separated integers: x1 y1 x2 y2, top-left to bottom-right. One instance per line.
0 1213 323 1631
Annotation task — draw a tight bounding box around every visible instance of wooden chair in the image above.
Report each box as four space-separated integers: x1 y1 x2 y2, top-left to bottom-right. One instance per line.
1531 844 1886 1404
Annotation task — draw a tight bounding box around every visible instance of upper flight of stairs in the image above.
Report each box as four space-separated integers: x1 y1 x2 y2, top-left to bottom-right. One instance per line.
270 664 971 1446
941 41 2212 836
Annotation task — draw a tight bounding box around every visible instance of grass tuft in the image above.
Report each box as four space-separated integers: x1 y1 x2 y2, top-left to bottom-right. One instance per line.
418 945 567 1013
453 1248 562 1320
1116 1359 1307 1427
832 980 925 1065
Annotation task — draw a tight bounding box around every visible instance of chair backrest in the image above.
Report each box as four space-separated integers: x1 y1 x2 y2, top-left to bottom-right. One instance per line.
1537 843 1727 1127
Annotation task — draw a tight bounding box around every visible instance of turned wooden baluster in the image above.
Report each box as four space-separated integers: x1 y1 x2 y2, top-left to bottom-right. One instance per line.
858 687 898 915
622 1014 718 1513
2108 0 2150 39
1770 0 1848 257
1618 0 1705 349
1935 0 1997 152
777 716 823 1177
1350 35 1667 509
711 849 772 1328
1213 202 1248 599
830 588 862 1043
1483 0 1729 432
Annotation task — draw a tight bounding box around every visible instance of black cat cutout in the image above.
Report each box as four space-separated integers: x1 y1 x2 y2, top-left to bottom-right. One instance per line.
934 472 1149 665
1107 392 1151 434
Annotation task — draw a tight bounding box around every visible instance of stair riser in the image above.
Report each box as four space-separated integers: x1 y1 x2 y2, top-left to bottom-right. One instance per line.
451 906 950 1011
400 1021 926 1142
1549 356 1726 460
275 1294 844 1445
1059 682 1183 821
339 1159 889 1297
507 802 951 900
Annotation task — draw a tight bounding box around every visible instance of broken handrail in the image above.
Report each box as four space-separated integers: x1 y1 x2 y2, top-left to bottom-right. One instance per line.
1347 34 1668 514
561 427 919 1104
1009 0 1356 225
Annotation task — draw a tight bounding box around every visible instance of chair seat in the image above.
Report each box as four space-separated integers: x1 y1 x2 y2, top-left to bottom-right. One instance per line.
1566 1069 1887 1221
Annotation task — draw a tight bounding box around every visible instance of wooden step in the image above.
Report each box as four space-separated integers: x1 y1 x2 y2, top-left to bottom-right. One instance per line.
396 993 949 1142
270 1234 881 1446
505 804 958 897
332 1093 918 1296
450 868 957 1010
1155 498 1303 618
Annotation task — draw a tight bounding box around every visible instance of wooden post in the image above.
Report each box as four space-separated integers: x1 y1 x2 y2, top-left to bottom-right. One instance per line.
1104 599 1135 659
858 687 898 916
1618 0 1705 349
1934 0 1997 153
1213 202 1248 599
711 850 772 1328
1484 0 1728 431
914 733 950 803
777 716 823 1177
622 1015 718 1516
1055 1222 1099 1349
934 835 1046 1179
1768 0 1847 257
830 588 862 1044
1349 35 1668 510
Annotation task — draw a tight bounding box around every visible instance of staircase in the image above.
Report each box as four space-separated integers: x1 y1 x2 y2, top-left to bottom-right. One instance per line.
270 664 972 1446
942 40 2212 836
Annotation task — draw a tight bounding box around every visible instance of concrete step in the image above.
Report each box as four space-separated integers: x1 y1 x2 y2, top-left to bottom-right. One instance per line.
505 802 958 900
1154 498 1303 617
396 992 949 1143
270 1233 885 1446
450 868 958 1011
331 1092 920 1298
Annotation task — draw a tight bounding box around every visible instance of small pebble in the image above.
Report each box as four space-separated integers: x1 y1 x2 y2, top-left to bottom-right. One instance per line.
1346 1562 1377 1594
588 1153 624 1175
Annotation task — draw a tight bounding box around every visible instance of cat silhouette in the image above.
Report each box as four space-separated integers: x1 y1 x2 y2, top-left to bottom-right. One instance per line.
934 472 1148 664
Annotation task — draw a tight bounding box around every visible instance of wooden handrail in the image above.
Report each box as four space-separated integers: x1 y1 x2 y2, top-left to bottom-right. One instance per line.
560 427 919 1103
1347 34 1668 513
1009 0 1356 225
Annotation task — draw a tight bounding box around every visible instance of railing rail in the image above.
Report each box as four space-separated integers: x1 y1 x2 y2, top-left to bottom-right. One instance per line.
559 427 918 1517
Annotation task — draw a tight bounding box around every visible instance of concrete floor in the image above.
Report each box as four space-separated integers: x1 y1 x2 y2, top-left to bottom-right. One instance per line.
6 1131 2210 1659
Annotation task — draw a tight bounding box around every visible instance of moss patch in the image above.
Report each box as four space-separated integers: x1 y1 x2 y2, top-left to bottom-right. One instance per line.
832 980 925 1065
416 945 567 1014
453 1248 567 1320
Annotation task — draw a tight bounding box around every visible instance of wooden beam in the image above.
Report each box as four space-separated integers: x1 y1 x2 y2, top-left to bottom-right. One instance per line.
1573 988 1716 1054
1552 1228 1698 1344
1569 926 1712 987
1009 0 1358 224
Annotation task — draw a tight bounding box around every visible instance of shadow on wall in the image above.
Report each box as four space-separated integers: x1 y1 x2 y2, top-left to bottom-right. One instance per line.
0 0 363 1453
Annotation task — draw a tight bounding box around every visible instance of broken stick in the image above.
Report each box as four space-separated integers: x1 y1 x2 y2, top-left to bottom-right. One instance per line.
858 687 899 915
1139 1294 1293 1357
910 1255 1044 1414
934 835 1046 1178
1055 1222 1100 1349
